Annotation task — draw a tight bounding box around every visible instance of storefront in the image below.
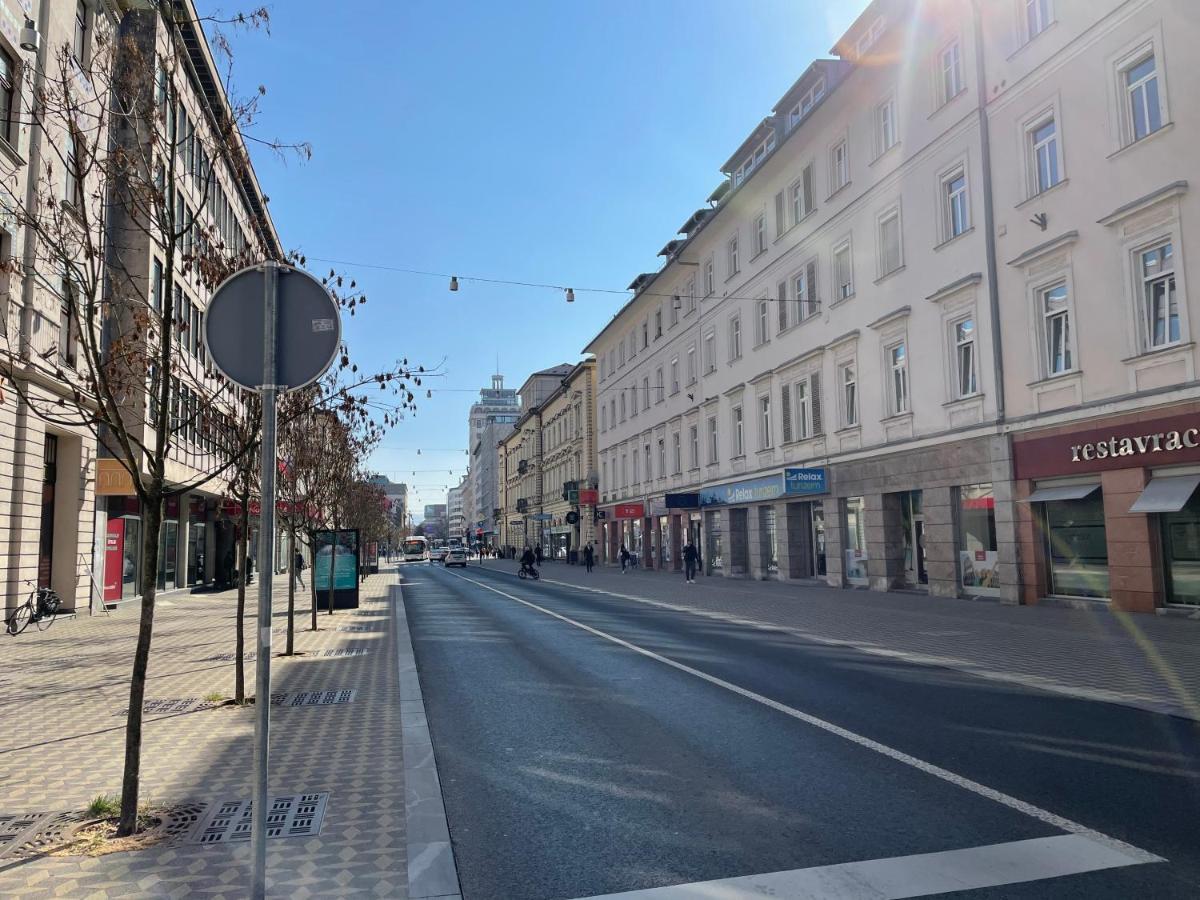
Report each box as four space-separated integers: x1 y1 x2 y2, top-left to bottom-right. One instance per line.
1012 405 1200 611
601 503 646 566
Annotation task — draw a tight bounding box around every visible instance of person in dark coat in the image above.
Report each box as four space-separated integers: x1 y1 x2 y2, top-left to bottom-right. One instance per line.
683 539 698 584
535 544 544 566
619 544 630 572
583 543 594 573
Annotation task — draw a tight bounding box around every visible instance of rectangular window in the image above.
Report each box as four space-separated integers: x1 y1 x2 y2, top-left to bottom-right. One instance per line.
644 443 652 480
686 278 697 313
775 191 786 239
879 211 901 276
1142 241 1178 348
655 308 663 338
955 318 979 394
707 415 718 464
672 433 681 474
791 164 816 225
831 140 849 191
655 367 664 402
686 345 696 384
705 330 716 373
669 294 679 327
1043 489 1109 598
794 377 812 439
73 0 88 65
1125 53 1162 143
889 342 909 414
619 392 626 422
754 213 766 255
877 96 897 154
841 364 858 426
755 299 769 345
642 376 650 410
1025 0 1051 40
632 448 639 485
944 170 969 238
834 242 853 300
58 279 76 366
689 425 699 468
729 315 742 360
732 405 744 456
658 439 666 477
64 131 81 207
641 320 649 349
940 41 963 105
151 258 163 311
1039 283 1072 373
777 281 790 333
704 257 714 296
959 484 1000 594
758 395 772 449
1031 118 1061 194
670 357 680 394
728 233 739 276
801 260 819 320
619 339 626 367
0 49 15 145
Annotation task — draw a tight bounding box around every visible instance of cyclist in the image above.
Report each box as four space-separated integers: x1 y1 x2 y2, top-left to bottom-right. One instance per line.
520 545 538 578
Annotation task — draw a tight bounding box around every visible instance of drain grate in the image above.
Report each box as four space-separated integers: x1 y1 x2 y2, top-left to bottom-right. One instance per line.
273 690 355 707
194 793 328 844
322 648 370 658
0 813 50 858
116 698 217 716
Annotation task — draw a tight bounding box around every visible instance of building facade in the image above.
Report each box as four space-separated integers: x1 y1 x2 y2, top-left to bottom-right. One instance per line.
447 478 465 542
422 504 447 541
466 374 519 541
536 360 598 559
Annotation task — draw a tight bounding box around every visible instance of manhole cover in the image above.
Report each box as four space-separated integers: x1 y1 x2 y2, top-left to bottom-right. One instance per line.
322 648 370 658
275 690 355 707
194 793 328 844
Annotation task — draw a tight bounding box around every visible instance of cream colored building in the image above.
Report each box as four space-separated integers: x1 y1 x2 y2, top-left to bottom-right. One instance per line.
536 360 597 559
498 407 541 553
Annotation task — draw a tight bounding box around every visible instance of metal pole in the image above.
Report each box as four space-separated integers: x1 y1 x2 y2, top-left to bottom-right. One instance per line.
252 261 280 899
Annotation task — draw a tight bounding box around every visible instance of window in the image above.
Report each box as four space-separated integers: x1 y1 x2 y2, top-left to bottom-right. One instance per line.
654 308 663 338
655 366 664 403
755 300 769 346
727 232 739 276
151 259 163 311
729 315 742 360
686 345 696 384
877 96 897 154
644 443 652 480
831 140 849 191
73 0 88 65
632 448 639 484
670 357 679 394
642 320 649 349
610 398 616 428
619 339 626 367
889 342 909 414
657 439 666 477
732 405 744 456
785 78 825 130
58 276 77 366
753 213 766 255
707 415 718 464
704 257 714 296
685 278 697 314
792 373 823 439
796 260 819 321
834 242 853 300
758 396 772 449
599 356 606 382
0 48 15 145
732 132 776 186
940 41 963 105
669 294 679 327
628 329 636 359
944 170 969 239
841 364 858 426
619 392 626 422
1035 283 1073 373
64 131 81 207
1030 118 1061 194
776 281 790 333
672 433 681 474
955 318 979 394
791 164 815 226
642 376 650 410
1142 241 1178 349
1124 53 1163 143
630 386 638 418
856 16 886 56
1025 0 1051 40
879 211 901 276
689 425 699 468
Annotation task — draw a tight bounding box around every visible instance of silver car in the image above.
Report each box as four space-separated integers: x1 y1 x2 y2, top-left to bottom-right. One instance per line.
444 547 467 568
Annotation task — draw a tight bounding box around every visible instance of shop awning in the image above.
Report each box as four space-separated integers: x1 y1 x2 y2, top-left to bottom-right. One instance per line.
1022 483 1100 503
1129 474 1200 513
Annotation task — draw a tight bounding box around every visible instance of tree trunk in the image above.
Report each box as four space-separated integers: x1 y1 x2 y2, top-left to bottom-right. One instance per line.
285 523 296 655
117 491 163 837
234 488 250 704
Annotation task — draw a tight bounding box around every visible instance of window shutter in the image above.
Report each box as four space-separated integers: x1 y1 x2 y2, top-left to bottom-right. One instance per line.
774 191 785 238
806 261 818 315
810 372 823 435
780 384 793 443
803 164 815 215
777 281 789 331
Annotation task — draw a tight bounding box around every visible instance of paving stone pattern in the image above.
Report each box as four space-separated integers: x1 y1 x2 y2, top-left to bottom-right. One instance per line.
0 573 406 898
477 558 1200 722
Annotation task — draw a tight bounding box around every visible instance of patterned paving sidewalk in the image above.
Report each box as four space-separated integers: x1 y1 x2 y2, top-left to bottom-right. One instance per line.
0 570 405 898
474 558 1200 722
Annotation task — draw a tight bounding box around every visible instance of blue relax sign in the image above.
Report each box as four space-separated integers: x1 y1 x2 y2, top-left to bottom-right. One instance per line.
698 467 827 507
784 467 828 495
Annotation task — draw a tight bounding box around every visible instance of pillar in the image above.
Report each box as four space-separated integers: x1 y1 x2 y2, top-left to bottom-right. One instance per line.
824 497 845 587
1101 467 1161 613
922 486 958 598
867 492 904 592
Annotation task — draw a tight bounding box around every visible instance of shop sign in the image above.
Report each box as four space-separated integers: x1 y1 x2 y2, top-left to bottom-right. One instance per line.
531 512 554 521
783 467 828 496
96 458 136 496
578 489 599 505
699 474 785 507
1013 413 1200 479
665 492 700 509
612 503 644 519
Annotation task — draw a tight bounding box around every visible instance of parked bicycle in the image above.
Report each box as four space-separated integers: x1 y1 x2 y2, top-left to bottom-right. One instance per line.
5 581 62 635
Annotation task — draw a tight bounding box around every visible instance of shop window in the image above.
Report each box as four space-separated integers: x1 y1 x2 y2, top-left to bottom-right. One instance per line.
759 506 778 574
1164 489 1200 606
1042 488 1109 598
959 484 1000 594
844 496 867 583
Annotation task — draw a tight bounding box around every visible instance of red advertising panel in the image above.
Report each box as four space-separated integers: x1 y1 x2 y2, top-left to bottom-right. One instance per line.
578 489 599 505
613 503 645 519
104 519 124 601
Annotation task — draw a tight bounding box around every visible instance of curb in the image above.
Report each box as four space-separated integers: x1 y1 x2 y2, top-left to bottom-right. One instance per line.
392 574 462 900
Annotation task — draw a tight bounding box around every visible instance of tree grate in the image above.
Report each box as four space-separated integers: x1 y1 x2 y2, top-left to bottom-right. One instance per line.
336 625 381 632
272 689 355 707
194 793 328 844
208 652 256 661
115 698 218 716
322 648 370 657
0 813 51 858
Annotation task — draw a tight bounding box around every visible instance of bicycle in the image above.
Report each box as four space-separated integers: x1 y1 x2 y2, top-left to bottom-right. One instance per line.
5 581 62 635
517 563 540 580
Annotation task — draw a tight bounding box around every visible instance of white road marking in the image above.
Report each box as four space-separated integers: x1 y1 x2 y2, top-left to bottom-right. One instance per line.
575 834 1146 900
441 568 1164 869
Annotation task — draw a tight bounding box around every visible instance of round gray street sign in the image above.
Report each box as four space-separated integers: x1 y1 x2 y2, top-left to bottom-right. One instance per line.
203 264 341 391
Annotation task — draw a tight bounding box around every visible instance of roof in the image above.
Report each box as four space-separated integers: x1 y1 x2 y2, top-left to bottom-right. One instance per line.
720 117 776 175
532 363 574 378
828 0 909 58
678 208 711 236
658 239 683 258
627 273 654 292
772 59 851 116
706 181 730 205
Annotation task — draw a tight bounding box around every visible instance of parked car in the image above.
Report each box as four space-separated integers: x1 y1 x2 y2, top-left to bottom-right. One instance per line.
444 547 467 568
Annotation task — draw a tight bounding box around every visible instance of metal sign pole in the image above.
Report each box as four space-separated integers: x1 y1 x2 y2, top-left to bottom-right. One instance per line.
252 260 280 900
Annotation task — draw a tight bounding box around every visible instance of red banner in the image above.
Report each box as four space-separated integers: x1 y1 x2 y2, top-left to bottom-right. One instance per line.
578 489 599 505
613 503 645 519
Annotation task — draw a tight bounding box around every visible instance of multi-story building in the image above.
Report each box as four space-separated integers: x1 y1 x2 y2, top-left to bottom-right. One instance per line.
0 0 115 615
537 360 597 559
466 374 519 541
447 478 466 542
422 504 447 541
368 474 408 537
585 0 1200 616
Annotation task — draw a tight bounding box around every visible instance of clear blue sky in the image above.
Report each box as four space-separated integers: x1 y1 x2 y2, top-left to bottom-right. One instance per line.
202 0 868 517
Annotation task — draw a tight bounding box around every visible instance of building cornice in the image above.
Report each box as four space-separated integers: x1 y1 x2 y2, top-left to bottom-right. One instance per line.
1097 180 1188 226
1006 231 1079 268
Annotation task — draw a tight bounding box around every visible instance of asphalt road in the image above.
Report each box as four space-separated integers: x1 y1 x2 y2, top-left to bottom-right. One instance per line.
400 560 1200 900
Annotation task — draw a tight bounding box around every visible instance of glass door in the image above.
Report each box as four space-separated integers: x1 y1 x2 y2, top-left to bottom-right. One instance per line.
159 521 179 591
811 505 827 577
122 517 141 599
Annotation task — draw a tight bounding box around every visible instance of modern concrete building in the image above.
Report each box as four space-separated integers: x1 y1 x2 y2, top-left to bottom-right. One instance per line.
466 374 519 541
422 504 447 541
447 478 466 542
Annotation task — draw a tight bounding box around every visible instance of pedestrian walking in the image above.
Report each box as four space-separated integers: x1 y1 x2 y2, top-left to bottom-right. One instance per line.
293 549 306 589
620 543 630 572
682 539 698 584
535 544 544 566
584 542 594 573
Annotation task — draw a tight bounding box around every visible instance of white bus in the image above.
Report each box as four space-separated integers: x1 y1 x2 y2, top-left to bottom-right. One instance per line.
402 536 429 562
